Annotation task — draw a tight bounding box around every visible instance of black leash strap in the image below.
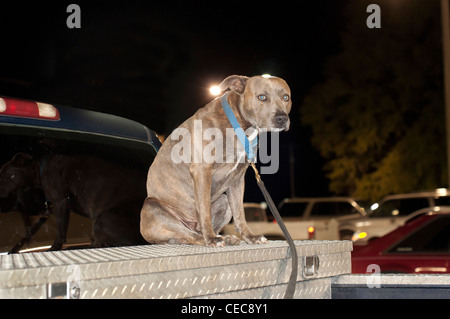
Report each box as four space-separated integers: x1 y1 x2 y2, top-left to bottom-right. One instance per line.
250 163 298 299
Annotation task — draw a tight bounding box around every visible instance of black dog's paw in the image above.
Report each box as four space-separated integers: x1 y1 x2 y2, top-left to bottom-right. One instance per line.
243 234 268 245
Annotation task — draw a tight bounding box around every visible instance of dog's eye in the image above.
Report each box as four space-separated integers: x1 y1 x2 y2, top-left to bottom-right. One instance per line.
258 94 267 101
283 94 290 102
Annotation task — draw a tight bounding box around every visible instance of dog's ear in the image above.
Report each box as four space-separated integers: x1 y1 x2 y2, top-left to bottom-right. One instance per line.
219 75 249 95
11 153 33 166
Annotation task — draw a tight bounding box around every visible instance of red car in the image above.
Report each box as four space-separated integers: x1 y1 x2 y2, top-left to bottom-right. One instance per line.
352 207 450 274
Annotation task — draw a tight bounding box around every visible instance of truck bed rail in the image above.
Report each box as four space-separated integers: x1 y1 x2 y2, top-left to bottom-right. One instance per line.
332 274 450 299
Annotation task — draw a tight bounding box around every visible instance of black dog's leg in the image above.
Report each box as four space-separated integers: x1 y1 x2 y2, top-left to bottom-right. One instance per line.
50 198 71 250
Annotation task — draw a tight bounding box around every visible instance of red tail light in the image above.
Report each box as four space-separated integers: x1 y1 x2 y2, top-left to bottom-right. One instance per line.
0 97 60 120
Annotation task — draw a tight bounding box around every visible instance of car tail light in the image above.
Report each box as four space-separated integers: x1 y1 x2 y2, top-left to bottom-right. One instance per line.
0 97 60 120
308 226 315 239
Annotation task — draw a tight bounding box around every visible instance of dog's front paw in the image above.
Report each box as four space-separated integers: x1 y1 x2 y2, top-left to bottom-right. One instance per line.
223 234 241 246
243 234 268 244
205 236 226 247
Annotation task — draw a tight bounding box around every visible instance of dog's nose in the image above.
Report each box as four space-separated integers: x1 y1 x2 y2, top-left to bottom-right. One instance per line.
275 114 289 126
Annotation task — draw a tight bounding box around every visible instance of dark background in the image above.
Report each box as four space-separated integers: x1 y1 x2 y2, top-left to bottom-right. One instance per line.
0 1 408 204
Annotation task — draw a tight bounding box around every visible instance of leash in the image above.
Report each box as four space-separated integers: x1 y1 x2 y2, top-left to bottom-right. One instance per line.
250 163 298 299
221 92 298 299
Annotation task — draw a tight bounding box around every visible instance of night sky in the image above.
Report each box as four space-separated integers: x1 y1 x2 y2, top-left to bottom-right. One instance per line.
0 1 371 204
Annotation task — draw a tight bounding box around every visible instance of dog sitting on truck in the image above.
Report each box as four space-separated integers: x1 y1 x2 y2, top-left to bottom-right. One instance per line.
140 75 291 246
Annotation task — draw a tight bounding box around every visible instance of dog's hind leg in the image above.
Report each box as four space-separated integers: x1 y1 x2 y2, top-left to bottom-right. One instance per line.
140 198 204 245
211 194 232 233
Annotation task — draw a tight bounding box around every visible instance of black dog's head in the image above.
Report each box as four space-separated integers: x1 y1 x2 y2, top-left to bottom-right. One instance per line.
0 153 35 198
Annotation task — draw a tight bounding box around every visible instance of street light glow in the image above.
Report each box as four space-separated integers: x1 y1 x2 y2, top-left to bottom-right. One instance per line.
209 85 221 96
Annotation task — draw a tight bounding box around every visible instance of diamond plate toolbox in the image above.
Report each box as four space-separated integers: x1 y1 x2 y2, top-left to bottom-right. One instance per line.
0 240 352 299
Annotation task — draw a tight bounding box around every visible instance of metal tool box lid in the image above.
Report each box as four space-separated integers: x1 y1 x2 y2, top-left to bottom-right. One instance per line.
0 240 352 290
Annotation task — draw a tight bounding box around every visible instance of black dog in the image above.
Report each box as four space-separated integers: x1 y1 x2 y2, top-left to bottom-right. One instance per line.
0 153 147 250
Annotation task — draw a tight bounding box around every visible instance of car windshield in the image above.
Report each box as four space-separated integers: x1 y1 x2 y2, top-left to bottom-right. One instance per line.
355 200 371 213
310 201 362 217
369 197 430 218
387 215 450 254
0 124 156 254
434 196 450 206
278 201 308 218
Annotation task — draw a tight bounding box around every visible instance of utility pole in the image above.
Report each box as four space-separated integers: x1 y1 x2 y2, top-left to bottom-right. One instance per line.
441 0 450 187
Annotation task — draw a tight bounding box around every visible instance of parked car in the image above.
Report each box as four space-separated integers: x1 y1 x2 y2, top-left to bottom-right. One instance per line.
341 189 450 244
276 197 368 240
352 207 450 274
241 202 268 222
0 95 160 254
221 202 315 240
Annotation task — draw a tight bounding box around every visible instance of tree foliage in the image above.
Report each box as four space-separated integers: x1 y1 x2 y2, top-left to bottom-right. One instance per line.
300 0 446 201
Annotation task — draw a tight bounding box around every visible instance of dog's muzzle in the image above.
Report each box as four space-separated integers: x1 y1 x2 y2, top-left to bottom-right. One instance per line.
273 113 290 130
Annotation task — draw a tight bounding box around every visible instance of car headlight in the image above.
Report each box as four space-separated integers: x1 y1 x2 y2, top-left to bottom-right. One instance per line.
352 231 368 241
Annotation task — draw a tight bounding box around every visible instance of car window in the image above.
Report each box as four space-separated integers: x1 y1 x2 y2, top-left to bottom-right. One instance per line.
387 215 450 254
310 201 357 217
278 202 308 218
244 206 267 222
0 125 156 254
310 202 334 217
370 198 429 217
335 202 359 216
434 196 450 206
355 200 370 213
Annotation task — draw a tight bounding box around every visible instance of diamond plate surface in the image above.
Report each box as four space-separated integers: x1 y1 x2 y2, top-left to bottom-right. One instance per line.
0 240 352 298
195 278 332 299
332 274 450 287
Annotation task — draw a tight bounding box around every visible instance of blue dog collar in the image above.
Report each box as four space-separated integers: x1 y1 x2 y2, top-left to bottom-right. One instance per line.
220 92 258 161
